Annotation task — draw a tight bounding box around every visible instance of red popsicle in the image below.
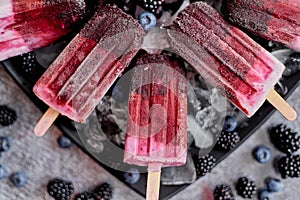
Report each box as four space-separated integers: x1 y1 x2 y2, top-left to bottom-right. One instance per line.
166 2 296 120
124 54 187 200
0 0 96 61
222 0 300 51
33 4 145 136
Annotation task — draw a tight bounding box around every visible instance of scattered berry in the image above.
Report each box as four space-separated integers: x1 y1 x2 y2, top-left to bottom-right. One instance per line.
236 177 257 198
57 135 73 148
0 165 8 180
138 12 157 31
11 172 27 187
253 146 271 163
124 168 141 184
0 105 17 126
215 131 240 151
0 137 10 152
138 0 165 14
269 124 300 155
223 115 237 132
75 191 97 200
266 178 283 193
194 154 216 177
94 182 114 200
258 189 273 200
214 184 234 200
277 155 300 178
21 52 37 75
47 178 74 200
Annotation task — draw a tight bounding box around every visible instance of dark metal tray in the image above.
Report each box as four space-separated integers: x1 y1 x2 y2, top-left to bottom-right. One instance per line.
3 48 300 199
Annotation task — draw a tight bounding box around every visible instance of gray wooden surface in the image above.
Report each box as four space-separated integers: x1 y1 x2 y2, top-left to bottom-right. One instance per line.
1 65 300 200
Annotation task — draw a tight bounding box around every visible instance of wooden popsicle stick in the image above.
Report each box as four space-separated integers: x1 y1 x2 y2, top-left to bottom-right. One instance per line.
146 163 162 200
266 89 297 121
34 107 59 137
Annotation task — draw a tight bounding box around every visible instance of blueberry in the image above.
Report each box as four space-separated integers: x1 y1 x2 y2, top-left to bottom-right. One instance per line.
223 115 237 132
11 172 27 187
123 168 140 184
138 12 157 31
0 165 8 179
253 146 271 163
0 137 10 152
57 135 72 148
266 178 283 193
258 189 273 200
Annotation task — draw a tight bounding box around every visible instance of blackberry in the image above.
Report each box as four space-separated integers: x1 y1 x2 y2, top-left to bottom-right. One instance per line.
47 178 74 200
138 0 165 14
20 52 37 75
75 192 97 200
277 155 300 178
0 105 17 126
94 182 114 200
269 124 300 155
194 154 216 177
214 184 234 200
215 131 240 152
236 177 257 198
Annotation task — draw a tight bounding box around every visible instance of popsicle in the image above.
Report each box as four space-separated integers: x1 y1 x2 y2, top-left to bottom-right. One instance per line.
222 0 300 52
33 4 145 136
124 54 187 200
166 2 296 120
0 0 98 61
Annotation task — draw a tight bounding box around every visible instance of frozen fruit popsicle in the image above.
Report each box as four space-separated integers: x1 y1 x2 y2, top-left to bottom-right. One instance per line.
166 2 296 120
33 4 145 136
124 54 187 200
222 0 300 52
0 0 97 61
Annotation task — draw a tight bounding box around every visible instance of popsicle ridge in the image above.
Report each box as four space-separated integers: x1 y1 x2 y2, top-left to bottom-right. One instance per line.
167 2 285 117
222 0 300 51
124 54 187 166
33 4 145 123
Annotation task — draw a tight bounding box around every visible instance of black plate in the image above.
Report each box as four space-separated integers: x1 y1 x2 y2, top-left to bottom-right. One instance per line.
3 48 300 199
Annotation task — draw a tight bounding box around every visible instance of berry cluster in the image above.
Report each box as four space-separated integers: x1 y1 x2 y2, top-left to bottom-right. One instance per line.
278 155 300 178
0 105 17 126
269 124 300 155
75 192 97 200
214 184 234 200
47 179 114 200
216 131 240 152
194 154 216 177
236 177 257 198
138 0 165 14
47 178 74 200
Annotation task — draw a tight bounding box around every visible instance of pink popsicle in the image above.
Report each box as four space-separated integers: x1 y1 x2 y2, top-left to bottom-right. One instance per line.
33 4 145 135
0 0 96 61
123 54 187 200
222 0 300 52
167 2 295 120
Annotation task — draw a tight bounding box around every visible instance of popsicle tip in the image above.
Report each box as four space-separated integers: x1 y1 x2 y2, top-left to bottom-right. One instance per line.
266 89 297 121
34 108 59 137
